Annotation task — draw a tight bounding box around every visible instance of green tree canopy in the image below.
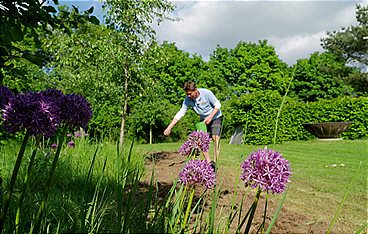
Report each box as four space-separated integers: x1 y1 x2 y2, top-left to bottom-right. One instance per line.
41 23 128 138
208 40 291 96
291 52 355 102
321 4 368 95
0 0 99 83
141 41 211 105
321 4 368 66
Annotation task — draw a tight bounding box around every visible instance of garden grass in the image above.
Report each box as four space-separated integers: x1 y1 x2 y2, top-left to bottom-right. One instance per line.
1 138 366 232
136 139 368 232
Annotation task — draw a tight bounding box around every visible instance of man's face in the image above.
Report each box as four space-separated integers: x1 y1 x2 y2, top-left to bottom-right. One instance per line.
185 89 199 99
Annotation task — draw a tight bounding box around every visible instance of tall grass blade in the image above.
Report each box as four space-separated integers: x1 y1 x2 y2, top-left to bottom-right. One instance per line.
265 190 287 234
86 145 99 184
182 187 195 230
143 157 157 232
81 145 99 232
225 176 241 232
208 185 219 233
15 137 40 234
327 161 363 234
244 189 261 234
273 67 295 146
128 139 134 163
237 194 247 229
122 169 143 233
32 126 67 234
191 189 211 233
257 193 268 233
115 140 122 233
85 156 108 233
355 222 368 234
0 131 30 233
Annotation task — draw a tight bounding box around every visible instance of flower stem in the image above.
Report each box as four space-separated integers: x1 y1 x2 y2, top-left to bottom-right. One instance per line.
182 187 195 230
0 131 30 234
244 188 262 234
15 136 40 234
257 192 269 233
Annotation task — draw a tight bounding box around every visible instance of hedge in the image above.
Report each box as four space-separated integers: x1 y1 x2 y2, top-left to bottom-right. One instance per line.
225 91 368 145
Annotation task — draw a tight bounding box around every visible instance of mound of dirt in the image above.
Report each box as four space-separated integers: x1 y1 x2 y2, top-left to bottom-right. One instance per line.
142 151 335 234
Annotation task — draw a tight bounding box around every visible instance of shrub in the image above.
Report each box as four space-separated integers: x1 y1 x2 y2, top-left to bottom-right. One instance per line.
227 91 368 145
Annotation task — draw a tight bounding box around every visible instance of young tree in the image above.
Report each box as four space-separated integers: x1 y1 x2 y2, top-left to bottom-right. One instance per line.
102 0 175 148
41 23 127 138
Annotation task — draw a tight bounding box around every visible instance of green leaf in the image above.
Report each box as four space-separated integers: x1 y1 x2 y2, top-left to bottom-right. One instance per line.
86 6 94 14
43 5 57 13
89 16 100 25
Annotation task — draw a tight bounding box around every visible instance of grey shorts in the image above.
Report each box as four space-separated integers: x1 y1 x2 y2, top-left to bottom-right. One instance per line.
206 117 222 137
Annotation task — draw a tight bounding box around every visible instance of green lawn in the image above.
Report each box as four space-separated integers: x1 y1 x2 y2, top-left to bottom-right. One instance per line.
136 139 368 233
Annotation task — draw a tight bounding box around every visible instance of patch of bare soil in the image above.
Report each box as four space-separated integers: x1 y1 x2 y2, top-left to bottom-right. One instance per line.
142 151 332 234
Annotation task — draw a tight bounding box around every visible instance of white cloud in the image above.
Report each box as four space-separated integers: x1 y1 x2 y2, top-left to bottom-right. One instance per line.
62 0 367 65
270 31 326 64
154 0 365 65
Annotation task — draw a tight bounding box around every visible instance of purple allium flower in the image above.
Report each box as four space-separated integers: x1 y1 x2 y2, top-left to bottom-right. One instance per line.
179 160 216 189
67 141 75 148
74 131 82 138
39 89 64 101
51 143 58 149
240 149 291 194
179 130 211 157
2 92 60 138
67 133 72 137
40 90 92 129
0 86 13 109
59 94 92 129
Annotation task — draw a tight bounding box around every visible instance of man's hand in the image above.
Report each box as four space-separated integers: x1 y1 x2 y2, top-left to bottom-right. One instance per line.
204 116 213 125
164 127 172 136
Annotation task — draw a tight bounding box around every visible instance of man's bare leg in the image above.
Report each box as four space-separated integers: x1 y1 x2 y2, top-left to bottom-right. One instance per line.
213 135 220 163
202 151 212 163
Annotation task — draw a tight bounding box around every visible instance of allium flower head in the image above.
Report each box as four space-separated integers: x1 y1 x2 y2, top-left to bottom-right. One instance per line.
59 94 92 129
67 141 75 148
0 86 13 109
240 149 291 194
51 143 58 149
39 89 64 101
179 160 216 189
179 130 211 157
74 131 82 138
2 92 60 137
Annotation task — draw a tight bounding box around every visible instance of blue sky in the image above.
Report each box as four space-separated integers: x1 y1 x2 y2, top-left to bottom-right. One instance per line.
59 0 366 65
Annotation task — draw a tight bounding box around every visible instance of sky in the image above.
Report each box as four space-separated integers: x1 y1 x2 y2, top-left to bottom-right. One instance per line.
59 0 366 65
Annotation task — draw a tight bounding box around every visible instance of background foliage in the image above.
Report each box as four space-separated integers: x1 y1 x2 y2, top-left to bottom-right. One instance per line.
1 1 367 143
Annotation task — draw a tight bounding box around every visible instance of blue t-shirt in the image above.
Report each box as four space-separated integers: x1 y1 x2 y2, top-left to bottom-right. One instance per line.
174 88 222 121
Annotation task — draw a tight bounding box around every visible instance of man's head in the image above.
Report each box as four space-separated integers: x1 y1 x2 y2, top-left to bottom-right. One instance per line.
183 81 199 99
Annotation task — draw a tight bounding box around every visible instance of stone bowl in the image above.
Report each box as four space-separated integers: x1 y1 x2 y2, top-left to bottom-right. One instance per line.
302 122 352 139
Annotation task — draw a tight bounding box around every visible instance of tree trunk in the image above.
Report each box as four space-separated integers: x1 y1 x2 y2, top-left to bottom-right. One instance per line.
149 125 153 144
119 64 130 149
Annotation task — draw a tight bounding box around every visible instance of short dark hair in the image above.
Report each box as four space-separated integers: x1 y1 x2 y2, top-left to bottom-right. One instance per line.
183 81 196 91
